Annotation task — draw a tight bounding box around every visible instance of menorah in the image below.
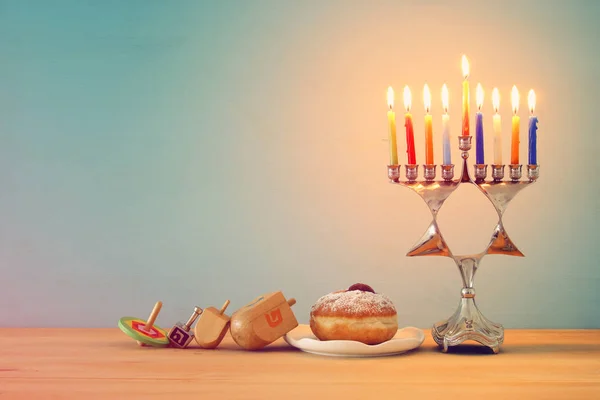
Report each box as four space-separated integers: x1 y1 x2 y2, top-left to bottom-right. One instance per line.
387 135 539 353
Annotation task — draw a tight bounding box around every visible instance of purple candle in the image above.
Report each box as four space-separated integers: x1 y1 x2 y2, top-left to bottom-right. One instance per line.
475 84 484 164
476 112 484 164
528 89 538 165
528 117 538 165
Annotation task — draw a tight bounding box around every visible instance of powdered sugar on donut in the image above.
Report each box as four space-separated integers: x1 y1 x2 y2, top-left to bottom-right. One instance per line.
310 290 397 318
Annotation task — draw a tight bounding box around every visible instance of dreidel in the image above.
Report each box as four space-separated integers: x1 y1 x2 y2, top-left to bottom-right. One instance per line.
194 300 231 349
230 291 298 350
167 306 203 349
118 301 170 348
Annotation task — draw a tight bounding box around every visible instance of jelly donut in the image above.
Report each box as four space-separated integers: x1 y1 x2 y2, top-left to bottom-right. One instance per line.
309 283 398 345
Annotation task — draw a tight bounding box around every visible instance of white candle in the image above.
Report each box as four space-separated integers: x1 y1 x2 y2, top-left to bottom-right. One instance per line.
441 84 451 165
387 87 398 165
492 88 502 165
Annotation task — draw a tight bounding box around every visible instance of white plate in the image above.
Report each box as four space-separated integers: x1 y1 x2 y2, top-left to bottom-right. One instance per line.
284 324 425 357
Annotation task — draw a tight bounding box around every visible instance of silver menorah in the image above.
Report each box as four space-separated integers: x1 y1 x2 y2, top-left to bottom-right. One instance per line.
387 135 539 353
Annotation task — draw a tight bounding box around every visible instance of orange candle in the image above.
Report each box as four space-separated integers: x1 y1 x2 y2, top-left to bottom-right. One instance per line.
511 85 520 164
423 84 433 164
461 55 470 136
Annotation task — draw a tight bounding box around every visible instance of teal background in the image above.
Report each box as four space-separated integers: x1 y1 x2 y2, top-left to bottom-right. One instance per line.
1 0 598 329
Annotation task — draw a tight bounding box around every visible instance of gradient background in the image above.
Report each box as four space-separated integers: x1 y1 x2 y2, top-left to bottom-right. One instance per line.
1 0 598 329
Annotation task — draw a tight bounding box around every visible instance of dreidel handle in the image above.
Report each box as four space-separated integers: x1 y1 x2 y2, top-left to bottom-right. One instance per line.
184 306 203 330
287 298 296 307
219 300 230 315
137 301 163 347
144 301 162 331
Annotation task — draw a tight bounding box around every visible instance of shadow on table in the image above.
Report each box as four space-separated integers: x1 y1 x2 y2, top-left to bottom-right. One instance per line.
425 344 497 355
418 342 600 355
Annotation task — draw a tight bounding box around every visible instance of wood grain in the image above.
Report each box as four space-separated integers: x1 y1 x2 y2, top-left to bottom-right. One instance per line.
1 327 599 399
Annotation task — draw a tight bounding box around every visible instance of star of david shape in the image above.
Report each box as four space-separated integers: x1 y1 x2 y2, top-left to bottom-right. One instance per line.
388 140 538 353
391 158 536 263
132 321 165 338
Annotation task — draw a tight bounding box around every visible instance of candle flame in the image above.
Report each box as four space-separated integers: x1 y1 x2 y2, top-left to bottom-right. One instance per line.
387 86 394 110
492 87 500 113
476 83 484 111
423 84 431 113
511 85 519 114
441 84 449 113
403 85 411 112
528 89 536 114
462 55 470 79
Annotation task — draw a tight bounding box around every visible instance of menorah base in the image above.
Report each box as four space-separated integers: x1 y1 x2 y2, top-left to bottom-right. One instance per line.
432 296 504 354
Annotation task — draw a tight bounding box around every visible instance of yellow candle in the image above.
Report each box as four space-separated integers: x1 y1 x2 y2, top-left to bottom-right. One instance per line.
404 86 416 164
423 84 433 165
492 88 502 165
387 87 398 165
462 55 470 136
511 85 520 165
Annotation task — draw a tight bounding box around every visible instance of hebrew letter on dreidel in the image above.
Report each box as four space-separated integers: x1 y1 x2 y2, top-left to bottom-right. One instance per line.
168 306 203 349
265 309 283 328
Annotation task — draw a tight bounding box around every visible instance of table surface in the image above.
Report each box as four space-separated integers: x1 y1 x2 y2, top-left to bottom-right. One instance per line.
1 326 599 399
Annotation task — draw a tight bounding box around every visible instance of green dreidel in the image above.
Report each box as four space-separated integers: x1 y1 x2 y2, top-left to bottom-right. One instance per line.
118 301 170 348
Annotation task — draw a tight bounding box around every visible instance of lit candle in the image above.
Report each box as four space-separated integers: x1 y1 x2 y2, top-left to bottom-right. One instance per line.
403 86 417 164
528 89 538 165
462 55 470 137
423 84 433 165
475 83 484 164
387 86 398 165
492 88 502 165
511 85 520 165
441 84 451 165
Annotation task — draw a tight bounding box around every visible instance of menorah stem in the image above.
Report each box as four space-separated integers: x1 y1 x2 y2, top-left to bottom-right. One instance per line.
457 256 478 289
460 154 471 183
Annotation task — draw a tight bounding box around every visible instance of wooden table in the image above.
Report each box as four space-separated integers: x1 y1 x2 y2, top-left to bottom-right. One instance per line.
1 327 599 399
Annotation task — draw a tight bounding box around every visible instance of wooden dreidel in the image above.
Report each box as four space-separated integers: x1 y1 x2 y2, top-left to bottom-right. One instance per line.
194 300 231 349
230 292 298 350
167 306 203 349
118 301 170 348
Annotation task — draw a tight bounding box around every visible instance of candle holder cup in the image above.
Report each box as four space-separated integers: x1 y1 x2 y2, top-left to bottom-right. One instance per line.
404 164 419 182
458 135 472 155
441 164 455 182
474 164 488 182
509 164 522 181
491 164 505 182
423 164 437 181
527 164 539 182
387 136 538 354
387 165 401 182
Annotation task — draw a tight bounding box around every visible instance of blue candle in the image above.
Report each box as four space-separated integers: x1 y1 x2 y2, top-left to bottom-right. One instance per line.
528 117 538 165
475 84 484 164
476 112 484 164
528 89 538 165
